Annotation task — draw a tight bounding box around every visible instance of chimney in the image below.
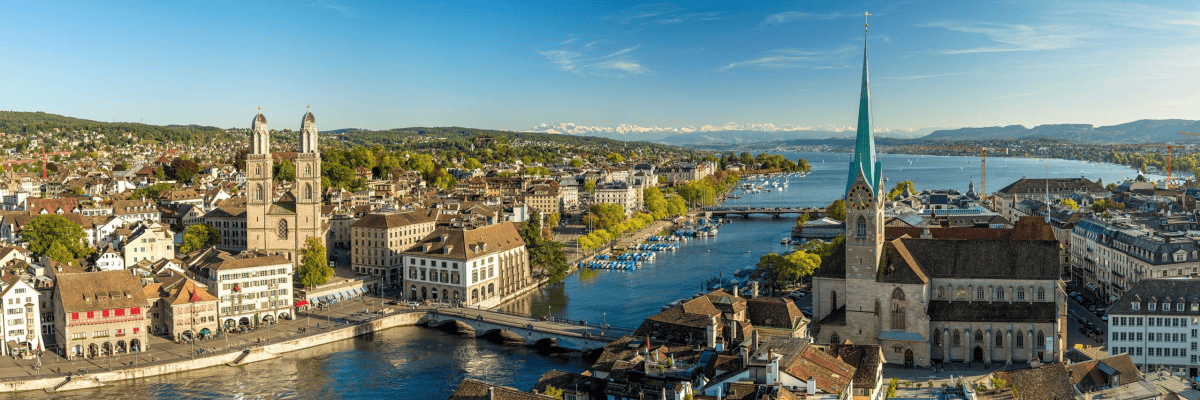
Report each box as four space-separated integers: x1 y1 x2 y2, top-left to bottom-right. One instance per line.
733 286 738 298
741 345 749 365
807 376 816 396
750 281 759 298
752 330 759 354
487 387 495 400
706 316 717 348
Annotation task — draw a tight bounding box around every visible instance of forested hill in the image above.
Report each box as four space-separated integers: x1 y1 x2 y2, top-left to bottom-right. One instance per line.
0 111 227 146
331 126 680 151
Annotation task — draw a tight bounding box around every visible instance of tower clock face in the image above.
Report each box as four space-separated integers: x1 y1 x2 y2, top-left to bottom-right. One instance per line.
849 186 872 210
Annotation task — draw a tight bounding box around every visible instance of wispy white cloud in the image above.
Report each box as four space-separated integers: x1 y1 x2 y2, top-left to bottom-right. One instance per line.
559 37 578 45
540 41 649 77
314 0 354 18
763 11 853 24
605 3 724 25
719 46 856 72
919 21 1094 54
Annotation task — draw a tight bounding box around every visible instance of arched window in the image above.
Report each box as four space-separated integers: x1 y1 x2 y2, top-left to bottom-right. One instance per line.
304 183 313 201
974 330 983 342
856 216 866 237
830 333 841 345
995 333 1003 347
977 287 985 300
255 184 263 201
1036 331 1045 348
255 164 261 176
1016 287 1025 300
305 164 311 177
891 288 906 330
937 287 945 299
933 330 941 346
952 330 961 347
1037 287 1045 301
956 286 965 300
1016 332 1024 348
831 291 838 310
277 219 288 239
996 288 1005 300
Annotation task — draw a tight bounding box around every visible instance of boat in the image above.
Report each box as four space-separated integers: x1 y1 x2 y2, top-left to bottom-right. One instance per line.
781 237 792 245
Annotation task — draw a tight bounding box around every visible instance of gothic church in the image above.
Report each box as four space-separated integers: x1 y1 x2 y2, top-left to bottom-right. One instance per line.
244 112 327 263
811 24 1067 368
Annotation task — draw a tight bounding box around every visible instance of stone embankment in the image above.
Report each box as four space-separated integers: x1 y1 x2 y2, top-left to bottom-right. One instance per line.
0 312 428 393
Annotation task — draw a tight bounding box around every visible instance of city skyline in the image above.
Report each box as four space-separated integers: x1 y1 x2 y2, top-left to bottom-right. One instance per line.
1 1 1197 133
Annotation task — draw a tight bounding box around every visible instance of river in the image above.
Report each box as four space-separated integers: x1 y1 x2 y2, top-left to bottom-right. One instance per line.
19 153 1145 399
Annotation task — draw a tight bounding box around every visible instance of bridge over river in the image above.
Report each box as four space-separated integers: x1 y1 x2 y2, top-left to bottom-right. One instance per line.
421 307 637 351
703 206 825 218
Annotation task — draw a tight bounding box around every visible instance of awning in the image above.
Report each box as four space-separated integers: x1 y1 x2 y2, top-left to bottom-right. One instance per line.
294 300 310 307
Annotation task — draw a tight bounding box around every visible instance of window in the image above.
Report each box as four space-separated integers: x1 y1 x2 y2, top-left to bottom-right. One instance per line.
830 333 840 344
891 288 905 330
255 184 263 201
933 330 941 346
304 183 313 201
996 288 1005 301
1133 302 1140 310
856 217 866 237
1036 331 1045 348
975 330 983 342
1037 287 1045 301
977 287 985 300
953 330 961 347
1016 333 1024 348
1165 302 1171 311
995 333 1003 348
1150 303 1157 311
937 287 945 299
277 219 288 239
1017 288 1025 300
956 287 965 300
1179 303 1185 312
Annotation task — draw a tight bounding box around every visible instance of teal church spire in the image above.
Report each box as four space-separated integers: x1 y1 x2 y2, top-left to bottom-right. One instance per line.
846 13 882 197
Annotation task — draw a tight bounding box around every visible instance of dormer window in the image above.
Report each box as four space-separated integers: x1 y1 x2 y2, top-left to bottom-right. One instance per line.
1149 303 1156 311
1192 303 1198 312
1178 303 1185 312
1132 302 1140 310
1164 303 1170 311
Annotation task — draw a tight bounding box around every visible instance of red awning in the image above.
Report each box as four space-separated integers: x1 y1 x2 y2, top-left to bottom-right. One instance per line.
294 300 309 307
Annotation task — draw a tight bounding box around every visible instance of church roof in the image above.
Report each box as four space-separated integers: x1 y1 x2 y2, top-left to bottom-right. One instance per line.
894 238 1060 280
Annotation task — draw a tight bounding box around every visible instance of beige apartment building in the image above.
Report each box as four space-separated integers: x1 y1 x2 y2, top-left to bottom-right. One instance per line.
144 273 220 341
350 210 438 287
403 222 529 308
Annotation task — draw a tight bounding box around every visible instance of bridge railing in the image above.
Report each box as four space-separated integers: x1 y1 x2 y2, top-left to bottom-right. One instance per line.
429 307 637 334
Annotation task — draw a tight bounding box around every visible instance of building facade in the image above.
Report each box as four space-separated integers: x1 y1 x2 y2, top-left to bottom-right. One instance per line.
403 222 529 308
184 249 293 329
349 211 437 286
121 221 174 266
1069 217 1200 302
0 277 41 357
594 181 638 216
1107 279 1200 376
53 270 149 358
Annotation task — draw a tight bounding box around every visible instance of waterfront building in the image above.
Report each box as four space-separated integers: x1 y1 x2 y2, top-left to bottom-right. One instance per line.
1069 216 1200 301
244 112 327 263
144 273 219 341
349 211 438 286
402 222 529 307
810 27 1067 367
1106 279 1200 376
183 248 293 329
53 270 149 358
0 277 41 357
593 181 638 216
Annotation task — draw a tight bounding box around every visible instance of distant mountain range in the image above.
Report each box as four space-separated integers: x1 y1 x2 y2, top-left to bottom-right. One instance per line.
921 119 1200 144
528 119 1200 145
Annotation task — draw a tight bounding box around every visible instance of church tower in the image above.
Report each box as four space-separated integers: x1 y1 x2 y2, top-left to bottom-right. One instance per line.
844 18 885 281
294 111 324 251
246 113 274 253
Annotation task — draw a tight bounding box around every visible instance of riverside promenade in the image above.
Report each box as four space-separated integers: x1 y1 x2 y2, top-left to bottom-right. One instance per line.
0 296 427 393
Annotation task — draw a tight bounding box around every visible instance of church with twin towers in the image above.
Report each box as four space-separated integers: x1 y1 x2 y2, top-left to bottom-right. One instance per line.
244 111 326 263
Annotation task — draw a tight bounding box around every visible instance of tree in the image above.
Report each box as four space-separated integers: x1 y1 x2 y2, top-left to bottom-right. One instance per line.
1059 198 1080 210
583 179 596 194
128 182 174 200
795 211 810 227
570 159 584 168
547 213 560 229
544 385 564 399
179 223 221 253
521 209 569 283
24 214 91 262
297 237 332 287
886 180 915 200
463 157 482 170
274 159 296 182
825 199 846 221
585 203 625 230
606 153 624 164
169 157 200 183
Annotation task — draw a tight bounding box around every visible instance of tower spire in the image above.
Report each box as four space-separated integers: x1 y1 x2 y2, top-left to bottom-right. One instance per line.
846 12 880 196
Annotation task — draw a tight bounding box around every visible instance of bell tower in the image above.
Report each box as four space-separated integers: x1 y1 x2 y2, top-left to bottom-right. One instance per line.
246 112 274 252
843 14 885 282
294 110 324 250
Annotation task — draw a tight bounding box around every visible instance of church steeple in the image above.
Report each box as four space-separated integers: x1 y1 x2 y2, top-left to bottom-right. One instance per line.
846 12 881 197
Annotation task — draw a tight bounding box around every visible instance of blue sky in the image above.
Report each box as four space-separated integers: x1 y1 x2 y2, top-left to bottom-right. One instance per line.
1 1 1197 134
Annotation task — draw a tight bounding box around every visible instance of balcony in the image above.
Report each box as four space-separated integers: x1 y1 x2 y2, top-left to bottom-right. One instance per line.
1112 270 1125 279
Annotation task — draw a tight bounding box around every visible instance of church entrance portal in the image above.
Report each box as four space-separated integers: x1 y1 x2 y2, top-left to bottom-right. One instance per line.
904 349 914 368
973 346 984 363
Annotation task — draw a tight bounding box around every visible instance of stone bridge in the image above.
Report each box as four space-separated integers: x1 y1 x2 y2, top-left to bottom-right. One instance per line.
421 308 634 351
703 207 824 218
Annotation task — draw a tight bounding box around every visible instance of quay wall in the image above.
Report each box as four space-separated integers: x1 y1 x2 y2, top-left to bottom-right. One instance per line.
0 311 428 393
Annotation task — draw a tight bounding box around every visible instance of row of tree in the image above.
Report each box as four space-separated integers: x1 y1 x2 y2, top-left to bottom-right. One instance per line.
577 213 657 253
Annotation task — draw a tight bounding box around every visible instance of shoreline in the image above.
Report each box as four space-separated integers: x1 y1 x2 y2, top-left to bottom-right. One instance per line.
0 311 430 393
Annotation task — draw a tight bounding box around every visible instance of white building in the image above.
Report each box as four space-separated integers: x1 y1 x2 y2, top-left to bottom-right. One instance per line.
402 222 530 308
0 278 42 357
121 221 174 266
594 181 639 216
183 249 294 329
94 245 125 271
1107 278 1200 376
112 199 160 226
